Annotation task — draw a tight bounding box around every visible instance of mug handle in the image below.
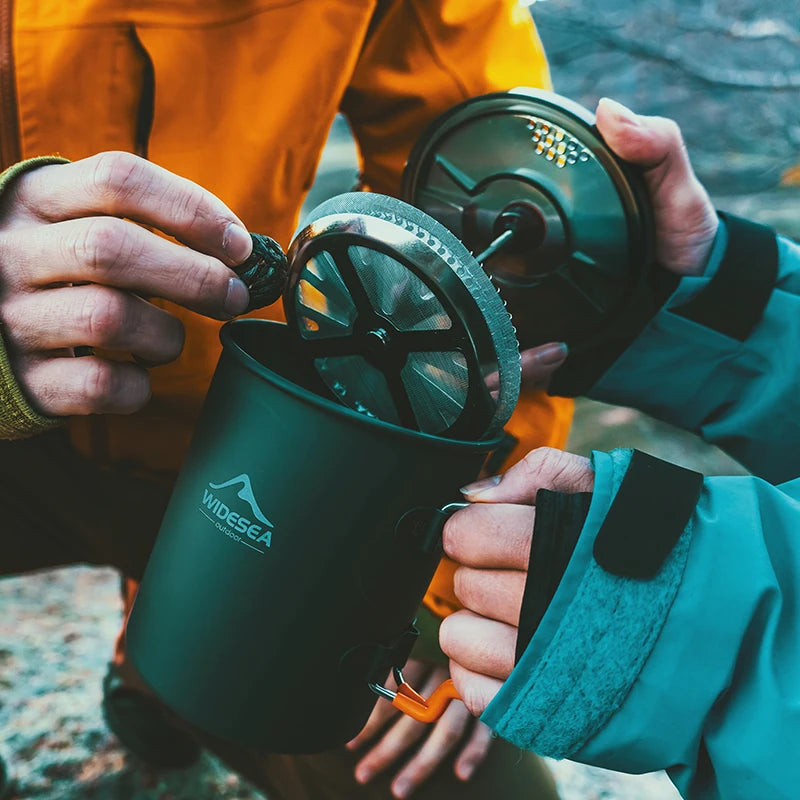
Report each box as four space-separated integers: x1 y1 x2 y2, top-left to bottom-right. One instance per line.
369 500 471 723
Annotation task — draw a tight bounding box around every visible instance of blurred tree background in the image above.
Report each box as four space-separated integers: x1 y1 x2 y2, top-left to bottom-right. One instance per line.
530 0 799 236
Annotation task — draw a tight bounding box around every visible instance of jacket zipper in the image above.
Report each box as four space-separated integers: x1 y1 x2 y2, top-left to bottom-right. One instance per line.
0 0 20 169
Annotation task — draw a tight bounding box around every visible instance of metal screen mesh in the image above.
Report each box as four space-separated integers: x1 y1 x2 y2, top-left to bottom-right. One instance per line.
296 252 357 338
401 351 469 432
314 355 401 425
348 246 451 332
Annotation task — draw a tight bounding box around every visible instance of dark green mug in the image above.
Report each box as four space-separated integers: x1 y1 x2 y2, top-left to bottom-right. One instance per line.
126 319 500 752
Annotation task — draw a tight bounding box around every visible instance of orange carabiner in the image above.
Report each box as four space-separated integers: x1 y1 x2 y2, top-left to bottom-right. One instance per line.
369 667 461 723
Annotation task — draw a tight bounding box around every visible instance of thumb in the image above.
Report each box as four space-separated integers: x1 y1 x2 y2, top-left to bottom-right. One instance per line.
595 97 692 173
595 98 718 276
461 447 594 505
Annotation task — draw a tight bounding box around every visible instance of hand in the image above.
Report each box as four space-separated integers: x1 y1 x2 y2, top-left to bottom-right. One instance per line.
596 98 718 277
346 658 493 797
439 447 594 717
513 101 719 391
0 152 254 417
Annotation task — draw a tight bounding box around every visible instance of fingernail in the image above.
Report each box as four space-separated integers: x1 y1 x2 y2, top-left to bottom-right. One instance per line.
598 97 639 125
393 778 412 798
224 276 250 317
355 767 372 784
460 474 501 498
345 738 359 751
223 222 253 264
536 342 568 366
457 760 476 781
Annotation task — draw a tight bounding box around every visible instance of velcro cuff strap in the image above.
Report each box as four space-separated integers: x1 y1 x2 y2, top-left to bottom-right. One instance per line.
672 213 778 341
593 450 703 579
516 490 592 663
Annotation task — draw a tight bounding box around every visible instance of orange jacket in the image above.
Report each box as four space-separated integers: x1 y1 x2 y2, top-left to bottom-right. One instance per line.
3 0 572 611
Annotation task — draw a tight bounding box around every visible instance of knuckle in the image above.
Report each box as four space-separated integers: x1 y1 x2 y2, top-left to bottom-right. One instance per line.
79 289 128 346
81 359 119 408
523 445 554 465
520 446 585 488
441 516 461 559
71 217 131 275
171 181 212 231
87 151 146 210
662 117 683 143
655 117 687 155
520 446 554 476
0 298 32 349
80 360 149 412
461 686 488 718
185 259 227 306
442 506 478 560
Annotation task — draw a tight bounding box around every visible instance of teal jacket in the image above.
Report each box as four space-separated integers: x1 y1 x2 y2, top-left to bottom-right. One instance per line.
482 219 800 800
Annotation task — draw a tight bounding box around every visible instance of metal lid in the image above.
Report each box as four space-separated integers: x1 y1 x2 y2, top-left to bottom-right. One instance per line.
403 88 654 350
283 193 520 441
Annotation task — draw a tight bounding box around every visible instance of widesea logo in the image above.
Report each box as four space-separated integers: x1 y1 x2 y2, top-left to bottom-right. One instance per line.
197 473 274 554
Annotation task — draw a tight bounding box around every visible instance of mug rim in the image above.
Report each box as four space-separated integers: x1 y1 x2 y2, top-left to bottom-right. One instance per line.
220 319 504 453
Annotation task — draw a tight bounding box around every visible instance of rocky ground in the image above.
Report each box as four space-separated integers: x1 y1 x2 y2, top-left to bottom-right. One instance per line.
1 558 682 800
2 1 798 798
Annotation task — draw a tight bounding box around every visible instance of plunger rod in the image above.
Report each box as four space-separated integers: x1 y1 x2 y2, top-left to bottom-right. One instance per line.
475 229 516 263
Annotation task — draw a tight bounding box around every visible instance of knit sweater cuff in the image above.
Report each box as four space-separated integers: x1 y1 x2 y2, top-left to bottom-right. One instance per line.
0 156 71 439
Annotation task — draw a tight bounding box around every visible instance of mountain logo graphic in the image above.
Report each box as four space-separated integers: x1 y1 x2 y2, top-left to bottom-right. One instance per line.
208 474 272 526
198 473 274 553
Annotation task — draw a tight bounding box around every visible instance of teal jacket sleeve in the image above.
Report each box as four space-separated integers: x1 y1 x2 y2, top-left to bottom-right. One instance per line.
482 449 800 800
589 220 800 483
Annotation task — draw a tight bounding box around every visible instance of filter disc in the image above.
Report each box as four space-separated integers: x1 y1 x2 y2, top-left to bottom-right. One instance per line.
403 88 654 350
284 193 520 440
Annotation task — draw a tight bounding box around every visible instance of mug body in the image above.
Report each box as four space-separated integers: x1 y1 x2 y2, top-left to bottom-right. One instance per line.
126 320 499 751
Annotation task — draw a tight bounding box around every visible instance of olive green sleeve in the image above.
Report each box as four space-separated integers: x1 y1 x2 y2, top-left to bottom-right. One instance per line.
0 155 71 439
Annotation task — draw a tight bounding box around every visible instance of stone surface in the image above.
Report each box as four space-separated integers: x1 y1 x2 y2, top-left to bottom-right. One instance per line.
0 567 266 800
0 566 679 800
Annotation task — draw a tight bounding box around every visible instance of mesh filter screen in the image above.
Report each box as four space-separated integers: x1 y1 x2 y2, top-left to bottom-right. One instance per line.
401 351 468 432
296 252 357 338
288 192 521 438
314 356 401 425
348 246 450 332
